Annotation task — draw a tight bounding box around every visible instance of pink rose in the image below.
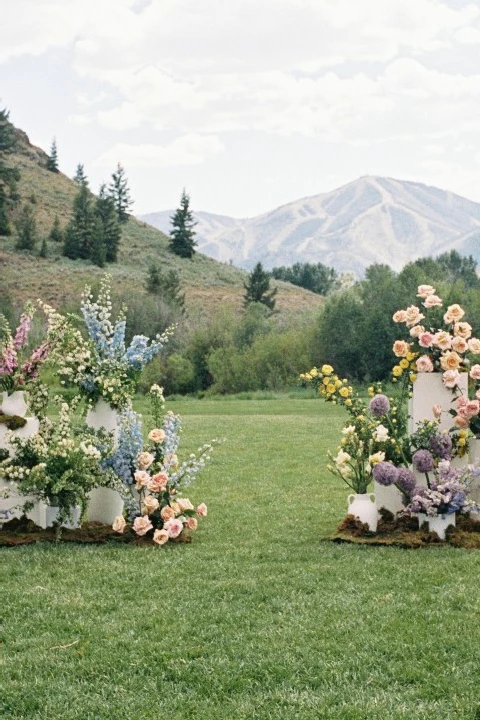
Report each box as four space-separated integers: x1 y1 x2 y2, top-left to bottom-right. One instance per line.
134 470 150 490
468 338 480 355
196 503 208 518
405 305 425 327
185 516 198 531
434 331 452 351
153 529 169 545
133 515 153 536
163 518 183 538
148 428 166 444
456 396 468 410
137 451 154 469
444 304 465 324
466 400 480 417
432 404 442 419
160 505 176 521
112 516 126 534
443 369 460 388
143 495 160 514
416 355 434 373
451 336 468 354
418 332 435 348
417 284 436 298
454 322 472 339
423 294 442 309
148 472 169 493
393 310 407 323
392 340 409 357
177 497 194 512
470 365 480 380
410 325 425 338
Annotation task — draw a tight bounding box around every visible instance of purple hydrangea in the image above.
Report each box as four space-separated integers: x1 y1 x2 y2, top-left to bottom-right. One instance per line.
369 394 390 418
396 467 416 494
372 461 399 486
412 449 434 474
428 433 452 460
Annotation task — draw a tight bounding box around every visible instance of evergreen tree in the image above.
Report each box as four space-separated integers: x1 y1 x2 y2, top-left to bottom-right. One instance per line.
146 264 162 294
46 138 59 173
146 264 185 310
49 215 63 243
74 164 88 187
0 107 20 235
15 204 37 251
90 216 107 267
243 262 277 311
169 189 197 259
108 163 132 223
0 185 11 236
62 183 95 260
0 107 17 154
39 236 48 258
63 221 81 260
96 184 121 262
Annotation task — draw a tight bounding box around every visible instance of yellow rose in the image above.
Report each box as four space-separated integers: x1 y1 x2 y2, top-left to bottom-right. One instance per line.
368 386 374 397
399 359 409 369
457 437 466 447
323 377 330 385
406 351 416 361
305 373 312 381
326 383 336 394
339 387 349 398
392 366 403 377
335 379 342 389
409 373 417 383
310 368 318 377
322 364 334 375
345 399 352 406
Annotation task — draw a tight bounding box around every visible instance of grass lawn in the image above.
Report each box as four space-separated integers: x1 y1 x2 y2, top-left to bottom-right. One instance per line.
2 397 480 719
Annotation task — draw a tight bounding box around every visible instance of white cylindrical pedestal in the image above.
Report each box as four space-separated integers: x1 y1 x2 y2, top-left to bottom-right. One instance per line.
86 399 122 524
408 372 468 435
374 481 405 517
27 502 81 529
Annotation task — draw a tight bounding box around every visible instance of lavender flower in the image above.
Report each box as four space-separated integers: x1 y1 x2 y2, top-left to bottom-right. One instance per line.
412 449 434 473
372 461 398 486
428 433 452 460
369 394 390 418
396 468 416 494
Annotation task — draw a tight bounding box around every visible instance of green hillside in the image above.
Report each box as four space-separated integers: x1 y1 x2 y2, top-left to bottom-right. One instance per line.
1 125 322 316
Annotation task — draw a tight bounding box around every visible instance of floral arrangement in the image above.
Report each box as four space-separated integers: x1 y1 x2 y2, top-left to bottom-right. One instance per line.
110 385 214 545
392 284 480 391
0 304 55 397
0 397 114 525
43 275 173 410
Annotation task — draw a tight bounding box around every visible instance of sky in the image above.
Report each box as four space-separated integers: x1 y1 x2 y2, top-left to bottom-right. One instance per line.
2 0 480 218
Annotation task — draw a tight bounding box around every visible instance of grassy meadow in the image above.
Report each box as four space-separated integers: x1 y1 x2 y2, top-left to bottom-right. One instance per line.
2 397 480 719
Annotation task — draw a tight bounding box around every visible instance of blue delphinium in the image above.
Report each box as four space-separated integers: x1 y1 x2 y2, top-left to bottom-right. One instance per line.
104 408 144 486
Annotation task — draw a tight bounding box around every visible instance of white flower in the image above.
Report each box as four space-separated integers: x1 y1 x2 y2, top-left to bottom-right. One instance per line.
334 449 351 466
373 424 389 443
342 425 356 436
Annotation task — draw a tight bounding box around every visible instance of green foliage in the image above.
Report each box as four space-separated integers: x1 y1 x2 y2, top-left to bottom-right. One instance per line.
63 183 95 260
169 189 197 258
0 106 17 154
73 163 88 186
0 185 11 236
243 262 277 310
39 236 48 258
90 216 106 268
48 215 63 243
271 261 339 295
46 138 59 173
15 204 37 251
145 264 185 310
139 352 196 395
96 185 121 262
0 107 20 235
108 162 132 224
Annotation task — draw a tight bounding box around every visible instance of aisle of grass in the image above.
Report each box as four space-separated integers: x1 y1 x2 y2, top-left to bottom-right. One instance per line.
2 399 480 720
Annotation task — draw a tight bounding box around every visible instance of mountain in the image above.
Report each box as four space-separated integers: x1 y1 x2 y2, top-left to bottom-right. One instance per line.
139 177 480 275
0 124 321 316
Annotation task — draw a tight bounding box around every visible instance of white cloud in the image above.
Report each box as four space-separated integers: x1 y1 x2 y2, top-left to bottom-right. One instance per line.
93 133 224 167
455 26 480 44
97 102 145 131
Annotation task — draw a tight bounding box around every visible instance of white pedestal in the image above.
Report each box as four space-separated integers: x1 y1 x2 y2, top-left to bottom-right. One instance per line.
86 399 119 443
408 372 468 435
0 411 39 522
374 481 405 516
27 502 81 529
87 488 124 524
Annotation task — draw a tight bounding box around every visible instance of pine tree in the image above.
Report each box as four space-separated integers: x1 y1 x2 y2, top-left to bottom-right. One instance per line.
108 163 132 224
39 236 48 258
96 184 121 262
90 216 106 267
0 185 11 236
146 264 162 294
0 107 17 154
243 262 277 311
63 183 95 260
74 164 88 187
63 221 81 259
0 107 20 234
46 138 59 172
15 204 37 251
169 189 197 259
146 265 185 310
49 215 63 243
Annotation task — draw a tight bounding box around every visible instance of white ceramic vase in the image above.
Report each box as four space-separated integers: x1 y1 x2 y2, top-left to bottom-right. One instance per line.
87 488 124 525
426 513 455 540
27 501 81 530
1 390 28 417
86 398 119 442
374 481 405 517
347 493 378 532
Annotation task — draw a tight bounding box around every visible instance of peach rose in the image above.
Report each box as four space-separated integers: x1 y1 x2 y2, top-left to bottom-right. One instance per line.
185 516 198 531
163 518 183 538
417 284 436 298
440 351 461 371
137 451 154 469
112 515 126 533
453 414 469 429
410 325 425 338
418 332 435 348
134 470 150 490
160 505 176 521
143 495 160 515
468 338 480 355
416 355 434 373
153 528 169 545
133 515 153 536
148 472 169 493
405 306 425 327
170 501 181 515
454 322 472 339
177 497 194 512
444 304 465 324
432 404 442 419
393 310 407 323
392 340 409 357
470 365 480 380
451 337 468 354
148 428 166 444
423 294 442 309
196 503 208 517
434 331 452 351
442 369 460 388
